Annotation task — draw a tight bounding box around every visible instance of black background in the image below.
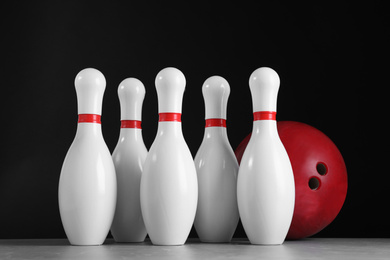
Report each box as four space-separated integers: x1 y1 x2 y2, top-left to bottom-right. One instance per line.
0 1 384 239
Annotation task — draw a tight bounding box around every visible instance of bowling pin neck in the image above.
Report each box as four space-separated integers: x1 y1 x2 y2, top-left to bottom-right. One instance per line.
118 127 144 143
118 119 143 141
155 113 183 137
252 111 278 137
252 120 279 137
249 67 280 112
155 67 186 114
118 78 145 121
156 121 183 138
203 126 228 140
75 68 106 115
75 114 104 138
75 121 103 138
78 114 101 123
202 76 230 119
120 120 142 129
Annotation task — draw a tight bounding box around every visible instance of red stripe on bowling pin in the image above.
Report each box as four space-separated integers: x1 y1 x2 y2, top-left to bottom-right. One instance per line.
159 113 182 122
78 114 101 124
205 118 226 127
253 111 276 121
121 120 142 129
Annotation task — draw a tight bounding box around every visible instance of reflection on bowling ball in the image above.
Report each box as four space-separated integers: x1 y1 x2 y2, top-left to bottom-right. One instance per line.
235 121 348 239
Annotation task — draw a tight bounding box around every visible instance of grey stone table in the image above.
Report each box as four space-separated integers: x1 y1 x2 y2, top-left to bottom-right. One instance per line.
1 238 389 259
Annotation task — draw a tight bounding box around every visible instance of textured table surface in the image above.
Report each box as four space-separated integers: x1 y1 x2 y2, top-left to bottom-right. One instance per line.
1 238 389 259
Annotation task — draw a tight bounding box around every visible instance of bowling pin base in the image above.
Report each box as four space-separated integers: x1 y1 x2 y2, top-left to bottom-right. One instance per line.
68 239 105 246
250 242 284 246
111 224 147 243
150 240 185 246
247 237 285 245
70 243 103 246
148 235 188 246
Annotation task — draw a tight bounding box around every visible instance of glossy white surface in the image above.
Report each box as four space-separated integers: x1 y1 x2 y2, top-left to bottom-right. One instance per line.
74 68 107 114
249 67 280 112
202 76 229 119
110 78 147 242
237 67 295 245
155 67 186 113
117 78 144 120
58 68 117 246
140 68 198 246
194 76 239 242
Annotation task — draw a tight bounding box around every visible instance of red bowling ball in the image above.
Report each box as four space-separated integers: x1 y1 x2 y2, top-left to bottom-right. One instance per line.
235 121 348 239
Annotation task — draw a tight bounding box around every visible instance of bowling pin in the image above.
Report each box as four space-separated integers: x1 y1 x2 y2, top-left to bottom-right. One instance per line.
194 76 239 242
140 67 198 246
58 68 117 246
110 78 148 242
237 67 295 245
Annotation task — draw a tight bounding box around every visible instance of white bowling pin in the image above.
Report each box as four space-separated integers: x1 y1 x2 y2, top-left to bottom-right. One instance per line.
237 67 295 245
194 76 239 242
140 67 198 246
110 78 148 242
58 68 117 246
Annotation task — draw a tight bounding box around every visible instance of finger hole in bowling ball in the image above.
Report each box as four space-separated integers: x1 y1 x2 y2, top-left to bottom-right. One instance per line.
308 177 320 190
316 162 328 176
